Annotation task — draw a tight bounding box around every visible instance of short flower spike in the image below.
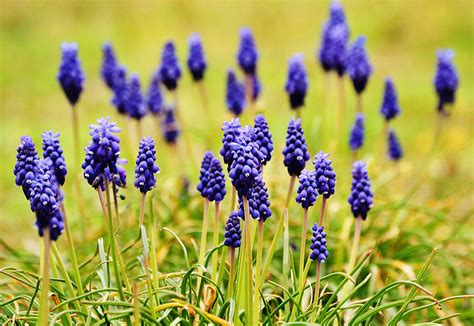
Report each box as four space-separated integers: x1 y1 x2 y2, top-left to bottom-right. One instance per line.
57 42 85 106
348 161 373 220
134 137 160 193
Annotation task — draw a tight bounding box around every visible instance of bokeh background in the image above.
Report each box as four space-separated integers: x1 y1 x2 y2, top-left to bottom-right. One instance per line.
1 0 473 320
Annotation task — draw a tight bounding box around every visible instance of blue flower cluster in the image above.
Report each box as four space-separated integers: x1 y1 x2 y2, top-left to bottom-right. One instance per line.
310 224 329 263
197 151 215 197
146 72 163 116
282 118 310 176
434 49 459 114
226 70 246 116
237 27 258 75
220 119 242 170
42 131 67 186
285 54 309 109
187 33 207 82
159 41 181 91
380 78 401 121
111 65 129 115
57 42 85 106
238 175 271 221
388 129 403 161
101 42 118 89
162 107 180 144
296 170 318 209
197 152 227 203
14 136 40 200
127 74 147 120
134 137 160 193
252 74 261 101
347 36 372 94
349 113 365 151
224 212 242 248
313 151 336 199
253 115 273 165
348 161 373 220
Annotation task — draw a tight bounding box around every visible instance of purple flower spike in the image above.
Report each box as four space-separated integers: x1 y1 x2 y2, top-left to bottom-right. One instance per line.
229 133 262 198
226 70 246 116
348 161 373 220
197 151 215 198
285 54 309 109
220 119 242 171
349 113 365 151
127 74 147 120
434 49 459 114
296 170 318 209
57 42 85 106
313 151 336 199
252 74 262 101
187 33 207 82
114 159 127 188
238 174 271 221
380 78 401 121
204 158 227 202
14 136 40 200
282 118 310 176
237 27 258 76
159 41 181 91
134 137 160 193
388 129 403 161
253 115 273 165
147 72 163 115
101 42 118 89
310 224 329 262
224 212 242 248
42 131 67 186
162 106 180 144
347 36 372 94
111 65 129 115
29 160 64 241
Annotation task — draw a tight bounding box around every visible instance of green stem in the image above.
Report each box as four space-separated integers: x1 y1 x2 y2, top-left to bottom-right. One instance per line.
253 219 264 324
227 247 236 298
38 228 51 326
112 183 120 227
71 106 79 165
347 216 363 274
196 199 210 301
356 93 362 113
243 196 254 325
291 208 309 319
319 197 327 226
283 176 296 301
149 195 160 297
49 252 73 325
212 202 221 282
310 261 322 323
139 193 146 226
231 186 236 211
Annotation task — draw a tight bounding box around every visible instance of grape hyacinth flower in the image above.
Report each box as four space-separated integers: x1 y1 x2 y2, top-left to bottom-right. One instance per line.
285 54 309 110
380 78 401 122
114 159 128 189
347 36 372 95
252 74 261 101
204 158 227 203
197 151 215 197
238 174 271 221
57 42 85 106
237 27 258 76
134 137 160 194
348 161 373 220
101 42 118 89
313 151 336 200
282 118 310 177
14 136 40 200
349 113 365 152
187 33 207 82
295 170 318 210
226 70 246 117
388 129 403 161
253 114 273 165
146 72 163 116
111 65 129 115
224 212 242 248
310 224 329 262
126 74 147 120
220 118 242 171
434 49 459 114
159 41 181 91
42 131 67 186
162 106 180 144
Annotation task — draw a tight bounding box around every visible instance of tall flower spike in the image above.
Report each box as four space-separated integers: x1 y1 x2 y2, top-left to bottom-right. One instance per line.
388 129 403 161
224 212 242 248
347 36 372 94
159 41 181 91
348 161 373 220
434 49 459 114
228 133 261 198
101 42 118 89
237 27 258 76
114 159 127 188
134 137 160 193
285 54 309 110
253 114 273 165
310 224 329 262
42 131 67 186
296 169 318 209
282 118 310 176
204 158 227 202
313 151 336 199
57 42 85 106
14 136 40 200
111 65 129 115
380 78 401 121
29 160 64 240
252 74 261 101
220 118 242 170
238 174 271 221
349 113 365 151
226 70 246 116
127 74 147 120
147 72 163 115
187 33 207 82
162 106 180 144
197 151 215 197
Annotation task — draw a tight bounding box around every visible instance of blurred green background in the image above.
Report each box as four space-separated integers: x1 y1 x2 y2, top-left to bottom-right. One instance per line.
1 0 473 313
